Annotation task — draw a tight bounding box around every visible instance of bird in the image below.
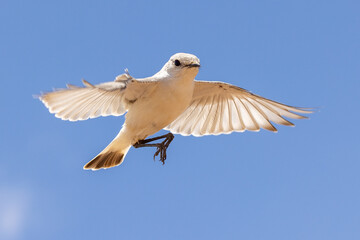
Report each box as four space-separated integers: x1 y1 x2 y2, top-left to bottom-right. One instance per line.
39 53 312 170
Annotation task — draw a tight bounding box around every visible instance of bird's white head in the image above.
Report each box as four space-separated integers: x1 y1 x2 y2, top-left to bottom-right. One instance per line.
157 53 200 79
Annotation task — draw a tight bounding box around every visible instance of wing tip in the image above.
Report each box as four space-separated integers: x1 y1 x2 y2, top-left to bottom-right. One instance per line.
82 79 95 88
66 83 80 89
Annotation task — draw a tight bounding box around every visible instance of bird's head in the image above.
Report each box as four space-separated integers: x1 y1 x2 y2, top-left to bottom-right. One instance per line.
159 53 201 78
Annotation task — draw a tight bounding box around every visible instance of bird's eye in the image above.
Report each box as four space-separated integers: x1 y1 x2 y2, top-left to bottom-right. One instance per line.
174 59 181 66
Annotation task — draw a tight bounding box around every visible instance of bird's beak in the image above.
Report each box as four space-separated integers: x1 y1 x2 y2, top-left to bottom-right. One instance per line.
185 63 201 68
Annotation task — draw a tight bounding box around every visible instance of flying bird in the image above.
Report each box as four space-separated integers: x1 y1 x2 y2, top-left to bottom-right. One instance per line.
39 53 311 170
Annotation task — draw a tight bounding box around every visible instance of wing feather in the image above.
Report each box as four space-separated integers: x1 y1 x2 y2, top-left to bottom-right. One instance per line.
235 97 258 131
209 95 222 134
40 78 151 121
200 94 218 135
230 95 245 132
178 97 204 134
190 96 211 136
164 80 312 136
243 98 277 132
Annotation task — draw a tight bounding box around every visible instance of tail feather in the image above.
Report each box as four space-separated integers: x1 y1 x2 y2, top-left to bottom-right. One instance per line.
83 152 125 170
83 129 132 171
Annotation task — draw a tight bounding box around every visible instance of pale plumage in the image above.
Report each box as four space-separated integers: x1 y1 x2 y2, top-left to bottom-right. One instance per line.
39 53 311 170
40 75 153 121
165 81 311 136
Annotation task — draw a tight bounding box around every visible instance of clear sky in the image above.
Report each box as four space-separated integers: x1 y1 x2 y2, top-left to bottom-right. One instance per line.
1 0 359 239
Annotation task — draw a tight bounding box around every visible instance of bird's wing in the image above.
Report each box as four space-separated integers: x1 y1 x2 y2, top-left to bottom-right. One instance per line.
164 80 312 136
39 76 155 121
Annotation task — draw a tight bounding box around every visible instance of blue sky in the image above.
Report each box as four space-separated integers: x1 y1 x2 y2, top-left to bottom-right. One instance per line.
1 0 359 239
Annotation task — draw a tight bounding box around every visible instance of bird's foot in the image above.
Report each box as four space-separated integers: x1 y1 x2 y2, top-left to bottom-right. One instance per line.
153 133 174 164
133 133 175 164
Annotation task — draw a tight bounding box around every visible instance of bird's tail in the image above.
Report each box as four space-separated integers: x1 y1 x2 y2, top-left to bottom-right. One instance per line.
83 130 132 170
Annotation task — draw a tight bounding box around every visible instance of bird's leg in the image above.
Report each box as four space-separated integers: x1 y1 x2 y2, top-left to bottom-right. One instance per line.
153 133 174 164
133 133 175 164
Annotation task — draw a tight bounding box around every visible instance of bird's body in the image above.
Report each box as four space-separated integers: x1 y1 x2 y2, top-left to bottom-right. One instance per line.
39 53 311 170
124 67 196 143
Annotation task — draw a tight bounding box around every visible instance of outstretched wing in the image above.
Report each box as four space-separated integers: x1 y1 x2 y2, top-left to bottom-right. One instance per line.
164 80 312 136
39 75 154 121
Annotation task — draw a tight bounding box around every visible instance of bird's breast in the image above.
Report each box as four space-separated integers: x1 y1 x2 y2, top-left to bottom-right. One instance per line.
124 77 195 140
